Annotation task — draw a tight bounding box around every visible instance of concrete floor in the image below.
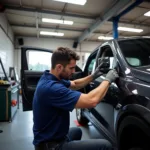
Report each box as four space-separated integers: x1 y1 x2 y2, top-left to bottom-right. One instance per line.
0 103 104 150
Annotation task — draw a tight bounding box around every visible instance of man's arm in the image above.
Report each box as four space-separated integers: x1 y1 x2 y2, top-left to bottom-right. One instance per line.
75 70 118 108
75 80 110 108
70 63 104 90
70 75 93 90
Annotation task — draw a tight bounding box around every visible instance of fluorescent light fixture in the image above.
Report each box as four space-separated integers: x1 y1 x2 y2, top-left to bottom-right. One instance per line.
53 0 86 5
40 31 64 36
98 36 113 40
118 27 143 33
42 18 73 25
144 11 150 17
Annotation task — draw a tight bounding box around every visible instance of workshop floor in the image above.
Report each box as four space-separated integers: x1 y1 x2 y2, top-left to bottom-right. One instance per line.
0 99 104 150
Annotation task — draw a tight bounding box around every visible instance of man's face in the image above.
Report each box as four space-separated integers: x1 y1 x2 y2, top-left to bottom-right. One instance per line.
59 59 76 80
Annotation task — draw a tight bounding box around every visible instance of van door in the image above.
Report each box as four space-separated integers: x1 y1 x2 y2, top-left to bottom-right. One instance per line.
21 47 53 111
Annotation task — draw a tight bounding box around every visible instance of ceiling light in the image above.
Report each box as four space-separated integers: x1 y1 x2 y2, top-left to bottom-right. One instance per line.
144 11 150 17
40 31 64 36
118 27 143 33
53 0 86 5
98 36 113 40
42 18 73 25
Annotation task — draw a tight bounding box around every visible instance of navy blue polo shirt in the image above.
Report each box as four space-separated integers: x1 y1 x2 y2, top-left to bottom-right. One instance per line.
33 70 81 145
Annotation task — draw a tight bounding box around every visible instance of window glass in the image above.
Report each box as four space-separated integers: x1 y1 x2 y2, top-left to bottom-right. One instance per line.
126 57 141 67
85 50 97 75
118 39 150 67
0 52 7 78
87 58 96 75
27 51 52 71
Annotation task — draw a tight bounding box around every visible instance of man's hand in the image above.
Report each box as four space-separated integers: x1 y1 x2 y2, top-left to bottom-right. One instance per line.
104 69 119 84
92 64 103 80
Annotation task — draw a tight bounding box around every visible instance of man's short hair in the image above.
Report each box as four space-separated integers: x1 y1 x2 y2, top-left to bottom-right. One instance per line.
51 47 80 69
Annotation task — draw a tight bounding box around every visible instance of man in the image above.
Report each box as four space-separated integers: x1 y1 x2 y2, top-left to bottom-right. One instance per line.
33 47 118 150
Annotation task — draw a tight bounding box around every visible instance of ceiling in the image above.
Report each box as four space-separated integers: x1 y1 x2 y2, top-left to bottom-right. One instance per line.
1 0 150 42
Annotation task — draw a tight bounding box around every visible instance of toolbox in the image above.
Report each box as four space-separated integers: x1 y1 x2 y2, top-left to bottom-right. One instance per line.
0 58 19 122
0 84 19 122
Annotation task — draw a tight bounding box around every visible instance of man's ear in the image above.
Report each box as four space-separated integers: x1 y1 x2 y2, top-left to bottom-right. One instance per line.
56 64 63 72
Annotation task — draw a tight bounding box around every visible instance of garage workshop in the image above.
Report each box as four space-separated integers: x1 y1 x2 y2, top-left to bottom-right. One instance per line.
0 0 150 150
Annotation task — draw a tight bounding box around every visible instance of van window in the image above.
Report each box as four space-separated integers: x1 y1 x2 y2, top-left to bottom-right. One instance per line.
126 57 141 67
88 59 96 74
27 50 52 71
118 39 150 67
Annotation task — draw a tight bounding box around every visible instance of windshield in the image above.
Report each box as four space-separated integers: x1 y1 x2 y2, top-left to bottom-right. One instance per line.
118 39 150 67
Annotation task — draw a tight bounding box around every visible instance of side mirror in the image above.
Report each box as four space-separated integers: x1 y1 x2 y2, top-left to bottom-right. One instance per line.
98 57 110 73
98 57 110 67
